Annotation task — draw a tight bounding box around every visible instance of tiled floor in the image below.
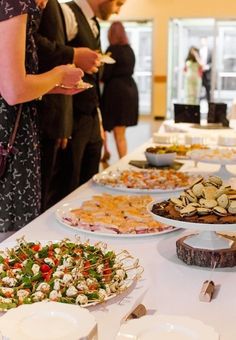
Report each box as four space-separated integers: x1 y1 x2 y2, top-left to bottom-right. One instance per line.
100 116 163 169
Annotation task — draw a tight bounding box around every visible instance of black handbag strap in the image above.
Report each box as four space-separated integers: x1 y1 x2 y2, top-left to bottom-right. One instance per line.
7 104 23 152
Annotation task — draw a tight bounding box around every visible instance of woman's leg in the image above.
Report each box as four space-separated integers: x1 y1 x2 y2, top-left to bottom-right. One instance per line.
101 131 111 162
113 126 127 158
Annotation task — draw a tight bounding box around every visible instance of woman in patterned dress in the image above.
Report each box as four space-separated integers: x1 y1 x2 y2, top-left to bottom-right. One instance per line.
0 0 84 235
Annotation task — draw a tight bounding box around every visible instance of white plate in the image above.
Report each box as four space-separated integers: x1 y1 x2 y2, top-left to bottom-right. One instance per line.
59 81 93 90
116 315 219 340
0 301 97 340
147 200 236 231
100 54 116 64
55 198 179 238
92 171 192 194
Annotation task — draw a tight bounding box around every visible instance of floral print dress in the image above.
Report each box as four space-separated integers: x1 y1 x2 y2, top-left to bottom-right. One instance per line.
0 0 42 231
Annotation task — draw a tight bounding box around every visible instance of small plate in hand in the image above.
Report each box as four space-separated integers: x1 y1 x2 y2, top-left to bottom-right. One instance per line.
100 54 116 64
58 81 93 90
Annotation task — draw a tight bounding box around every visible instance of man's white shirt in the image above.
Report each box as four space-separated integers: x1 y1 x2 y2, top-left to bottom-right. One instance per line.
61 0 98 41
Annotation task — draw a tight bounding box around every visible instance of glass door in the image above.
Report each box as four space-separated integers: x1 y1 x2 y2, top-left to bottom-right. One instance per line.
215 20 236 104
167 18 215 119
100 20 153 115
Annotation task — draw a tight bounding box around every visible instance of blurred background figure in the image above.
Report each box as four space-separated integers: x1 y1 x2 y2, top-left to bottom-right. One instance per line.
101 21 139 160
199 37 212 103
184 46 203 105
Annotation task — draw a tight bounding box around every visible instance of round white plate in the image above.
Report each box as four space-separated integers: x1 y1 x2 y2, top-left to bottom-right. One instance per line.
0 301 97 340
93 171 192 194
116 315 219 340
147 200 236 231
55 198 179 238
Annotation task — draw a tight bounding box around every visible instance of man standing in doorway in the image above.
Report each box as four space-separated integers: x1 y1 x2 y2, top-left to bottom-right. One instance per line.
61 0 127 190
199 36 212 102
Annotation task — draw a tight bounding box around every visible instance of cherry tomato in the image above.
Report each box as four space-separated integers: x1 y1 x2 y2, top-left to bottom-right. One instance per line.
84 260 91 269
42 269 53 282
40 264 50 273
103 267 112 282
88 283 98 291
13 263 22 269
19 253 27 261
31 244 40 252
48 250 54 258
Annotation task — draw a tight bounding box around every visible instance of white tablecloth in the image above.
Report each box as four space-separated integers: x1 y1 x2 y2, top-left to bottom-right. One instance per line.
1 143 236 340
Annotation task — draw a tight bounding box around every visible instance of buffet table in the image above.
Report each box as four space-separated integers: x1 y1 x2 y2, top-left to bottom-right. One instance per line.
1 140 236 340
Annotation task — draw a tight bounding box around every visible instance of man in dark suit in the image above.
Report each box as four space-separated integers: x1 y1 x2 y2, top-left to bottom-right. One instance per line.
35 0 100 211
61 0 127 190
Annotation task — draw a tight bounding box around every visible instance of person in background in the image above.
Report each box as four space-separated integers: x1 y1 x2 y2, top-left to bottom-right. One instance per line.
35 0 100 211
199 37 212 103
0 0 83 238
184 46 203 105
101 21 139 159
61 0 127 190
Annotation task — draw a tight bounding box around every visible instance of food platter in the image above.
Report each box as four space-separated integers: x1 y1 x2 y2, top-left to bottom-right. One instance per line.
55 194 178 238
93 169 196 193
0 301 97 340
0 238 142 311
116 315 219 340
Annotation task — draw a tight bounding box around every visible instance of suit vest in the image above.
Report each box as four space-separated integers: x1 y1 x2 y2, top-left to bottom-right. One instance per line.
67 2 101 116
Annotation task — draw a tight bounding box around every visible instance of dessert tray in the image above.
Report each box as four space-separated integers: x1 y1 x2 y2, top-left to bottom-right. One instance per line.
188 149 236 179
116 315 219 340
188 148 236 165
0 301 97 340
0 238 142 311
148 176 236 250
93 169 196 193
56 194 178 237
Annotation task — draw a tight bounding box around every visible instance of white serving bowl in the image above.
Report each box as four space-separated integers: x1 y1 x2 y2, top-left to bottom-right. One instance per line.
145 151 176 166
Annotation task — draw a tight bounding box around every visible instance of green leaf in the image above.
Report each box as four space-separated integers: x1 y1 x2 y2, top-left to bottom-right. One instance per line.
86 292 99 300
0 302 17 310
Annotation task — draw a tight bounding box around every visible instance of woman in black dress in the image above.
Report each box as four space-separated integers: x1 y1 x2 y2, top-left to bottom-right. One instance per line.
0 0 83 236
101 21 139 159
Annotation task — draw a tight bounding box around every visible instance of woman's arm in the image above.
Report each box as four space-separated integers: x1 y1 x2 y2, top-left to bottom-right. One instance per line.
0 14 83 105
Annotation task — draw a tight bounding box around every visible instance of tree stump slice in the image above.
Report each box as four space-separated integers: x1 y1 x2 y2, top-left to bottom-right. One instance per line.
176 235 236 267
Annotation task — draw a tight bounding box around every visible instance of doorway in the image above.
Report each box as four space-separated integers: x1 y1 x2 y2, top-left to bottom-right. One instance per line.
100 20 153 115
167 18 236 119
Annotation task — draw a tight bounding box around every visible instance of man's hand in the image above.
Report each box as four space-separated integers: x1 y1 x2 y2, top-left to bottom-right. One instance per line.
73 47 101 73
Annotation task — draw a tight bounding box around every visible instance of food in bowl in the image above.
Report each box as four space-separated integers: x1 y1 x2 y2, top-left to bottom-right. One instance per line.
145 146 177 166
146 144 208 158
145 150 176 166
